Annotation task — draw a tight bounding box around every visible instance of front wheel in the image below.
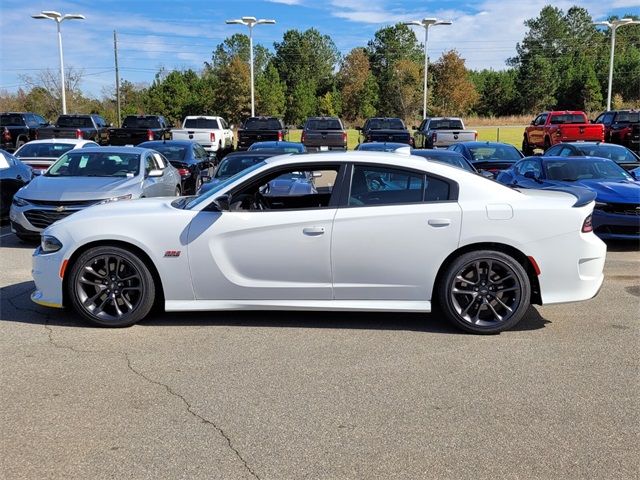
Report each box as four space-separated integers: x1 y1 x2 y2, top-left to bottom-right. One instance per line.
437 250 531 334
522 136 533 156
68 246 156 327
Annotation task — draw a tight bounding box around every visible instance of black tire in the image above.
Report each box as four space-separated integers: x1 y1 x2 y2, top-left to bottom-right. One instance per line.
543 137 551 152
522 136 533 156
437 250 531 334
68 246 156 327
175 186 181 197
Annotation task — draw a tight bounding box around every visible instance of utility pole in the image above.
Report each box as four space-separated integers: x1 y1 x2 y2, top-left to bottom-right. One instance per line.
113 30 121 127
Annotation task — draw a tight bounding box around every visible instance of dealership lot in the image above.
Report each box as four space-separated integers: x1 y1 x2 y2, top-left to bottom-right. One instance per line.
1 226 638 479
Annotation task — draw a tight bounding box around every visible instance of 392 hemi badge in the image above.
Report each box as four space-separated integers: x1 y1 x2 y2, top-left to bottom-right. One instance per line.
164 250 181 257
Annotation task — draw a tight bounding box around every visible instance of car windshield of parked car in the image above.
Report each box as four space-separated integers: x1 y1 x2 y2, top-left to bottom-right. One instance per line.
215 156 267 179
367 119 404 130
574 145 639 164
46 152 140 177
356 142 406 151
186 161 267 209
0 152 11 169
306 119 342 130
184 118 220 129
549 114 585 124
0 114 24 126
14 142 76 158
544 159 633 181
615 112 640 123
57 117 93 128
145 145 187 162
122 117 161 129
411 151 473 171
467 145 521 161
244 118 281 130
429 119 464 130
249 143 303 153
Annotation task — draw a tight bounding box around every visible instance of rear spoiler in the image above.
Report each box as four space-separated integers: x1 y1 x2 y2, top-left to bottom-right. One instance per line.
539 186 596 207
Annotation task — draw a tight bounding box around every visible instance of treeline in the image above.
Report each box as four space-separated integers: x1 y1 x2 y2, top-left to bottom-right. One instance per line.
1 5 639 126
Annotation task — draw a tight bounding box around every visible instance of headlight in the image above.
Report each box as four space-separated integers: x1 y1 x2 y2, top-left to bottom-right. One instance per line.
12 196 30 207
96 194 133 205
41 235 63 253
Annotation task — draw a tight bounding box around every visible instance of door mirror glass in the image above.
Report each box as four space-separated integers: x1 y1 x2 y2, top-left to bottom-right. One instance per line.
213 194 230 211
147 169 163 178
523 170 539 181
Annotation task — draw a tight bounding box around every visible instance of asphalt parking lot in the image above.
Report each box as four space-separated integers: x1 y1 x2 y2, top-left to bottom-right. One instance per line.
1 223 638 480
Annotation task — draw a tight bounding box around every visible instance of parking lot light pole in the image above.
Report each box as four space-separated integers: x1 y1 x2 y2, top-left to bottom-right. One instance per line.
225 16 276 117
403 18 452 120
32 11 85 115
594 18 640 111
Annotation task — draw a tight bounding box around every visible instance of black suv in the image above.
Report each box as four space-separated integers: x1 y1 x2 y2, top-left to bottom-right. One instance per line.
1 112 49 152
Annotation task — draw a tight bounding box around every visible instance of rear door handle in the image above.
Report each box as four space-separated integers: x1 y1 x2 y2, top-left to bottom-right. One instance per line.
303 227 325 236
428 218 451 228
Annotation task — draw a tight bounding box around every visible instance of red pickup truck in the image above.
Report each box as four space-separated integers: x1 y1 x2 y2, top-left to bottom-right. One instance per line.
522 111 604 155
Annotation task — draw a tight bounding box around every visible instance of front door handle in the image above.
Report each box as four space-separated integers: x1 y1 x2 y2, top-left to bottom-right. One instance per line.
428 218 451 228
303 227 325 236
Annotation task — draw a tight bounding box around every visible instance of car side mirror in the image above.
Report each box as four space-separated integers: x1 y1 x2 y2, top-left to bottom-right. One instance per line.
213 194 230 211
147 169 163 178
630 170 638 180
481 170 495 179
523 170 541 182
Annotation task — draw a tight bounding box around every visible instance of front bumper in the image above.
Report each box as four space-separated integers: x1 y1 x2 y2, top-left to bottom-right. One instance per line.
10 201 96 235
593 208 640 240
31 246 66 309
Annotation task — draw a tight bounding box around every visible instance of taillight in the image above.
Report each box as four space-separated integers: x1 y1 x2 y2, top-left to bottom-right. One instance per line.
277 131 283 141
432 132 437 143
75 129 83 139
301 131 305 143
147 129 154 141
210 132 216 142
474 132 478 141
366 135 372 142
342 131 347 144
177 168 190 177
2 127 10 141
582 214 593 233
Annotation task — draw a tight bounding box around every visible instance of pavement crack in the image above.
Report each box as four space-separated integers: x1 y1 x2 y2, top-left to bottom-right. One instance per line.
123 352 261 480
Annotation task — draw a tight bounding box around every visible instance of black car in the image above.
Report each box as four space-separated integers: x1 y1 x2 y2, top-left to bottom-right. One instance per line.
198 151 280 194
37 114 110 145
138 140 213 194
448 141 524 174
108 115 172 146
0 149 32 217
543 142 640 172
1 112 49 151
410 149 478 173
356 117 412 146
236 117 288 151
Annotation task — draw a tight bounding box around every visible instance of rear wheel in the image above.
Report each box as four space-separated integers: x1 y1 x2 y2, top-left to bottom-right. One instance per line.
68 246 155 327
522 136 533 156
175 186 181 197
543 137 551 152
437 250 531 334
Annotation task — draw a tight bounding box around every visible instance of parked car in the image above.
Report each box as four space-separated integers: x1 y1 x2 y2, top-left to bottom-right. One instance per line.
138 140 213 194
1 112 49 152
247 141 306 153
593 109 640 150
543 142 640 172
1 150 32 218
356 117 412 146
108 115 172 146
301 117 347 151
31 152 606 335
413 117 478 149
355 142 409 152
522 111 604 154
410 149 478 173
237 117 287 151
37 114 111 145
496 156 640 240
10 147 181 241
198 151 282 195
449 142 524 175
171 116 234 157
13 139 99 175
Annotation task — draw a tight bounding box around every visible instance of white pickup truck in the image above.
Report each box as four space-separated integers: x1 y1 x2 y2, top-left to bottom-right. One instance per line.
171 116 234 157
413 117 478 149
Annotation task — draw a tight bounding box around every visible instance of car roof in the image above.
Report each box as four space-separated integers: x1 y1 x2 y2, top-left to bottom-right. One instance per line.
75 146 148 154
138 140 196 147
554 142 623 148
536 155 617 163
23 139 95 145
412 149 462 156
223 151 281 159
251 141 302 146
455 142 517 148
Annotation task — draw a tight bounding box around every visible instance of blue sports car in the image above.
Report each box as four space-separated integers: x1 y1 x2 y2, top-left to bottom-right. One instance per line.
496 155 640 240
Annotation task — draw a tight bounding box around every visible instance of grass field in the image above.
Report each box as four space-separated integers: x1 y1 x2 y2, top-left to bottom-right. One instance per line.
287 126 526 150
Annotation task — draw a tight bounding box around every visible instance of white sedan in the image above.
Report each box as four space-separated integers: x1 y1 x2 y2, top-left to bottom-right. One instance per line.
31 152 606 333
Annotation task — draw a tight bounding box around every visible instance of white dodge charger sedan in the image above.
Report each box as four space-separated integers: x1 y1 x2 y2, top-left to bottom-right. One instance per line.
31 152 606 334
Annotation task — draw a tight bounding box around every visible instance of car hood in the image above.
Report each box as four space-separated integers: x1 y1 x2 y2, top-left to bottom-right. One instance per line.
546 179 640 204
19 175 142 201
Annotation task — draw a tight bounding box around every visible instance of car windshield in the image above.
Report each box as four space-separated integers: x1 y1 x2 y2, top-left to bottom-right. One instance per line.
57 116 93 128
122 117 161 129
0 152 11 169
249 143 303 153
467 145 521 161
429 119 464 130
215 156 267 178
356 142 406 151
411 151 474 171
615 112 640 123
549 114 585 124
46 151 140 177
14 142 76 158
145 145 187 161
186 161 267 209
574 145 639 164
184 118 219 129
0 114 25 126
544 159 633 181
244 118 282 130
367 119 404 130
305 119 342 130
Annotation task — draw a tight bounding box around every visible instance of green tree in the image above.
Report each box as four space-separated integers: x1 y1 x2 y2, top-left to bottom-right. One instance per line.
470 69 518 117
287 80 317 126
256 63 286 117
338 48 378 122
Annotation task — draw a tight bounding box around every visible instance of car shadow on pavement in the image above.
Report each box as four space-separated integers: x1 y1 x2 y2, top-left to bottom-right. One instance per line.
0 234 39 250
605 240 640 252
1 281 551 334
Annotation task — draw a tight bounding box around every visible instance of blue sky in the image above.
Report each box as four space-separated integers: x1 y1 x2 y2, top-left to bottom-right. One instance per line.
1 0 639 97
